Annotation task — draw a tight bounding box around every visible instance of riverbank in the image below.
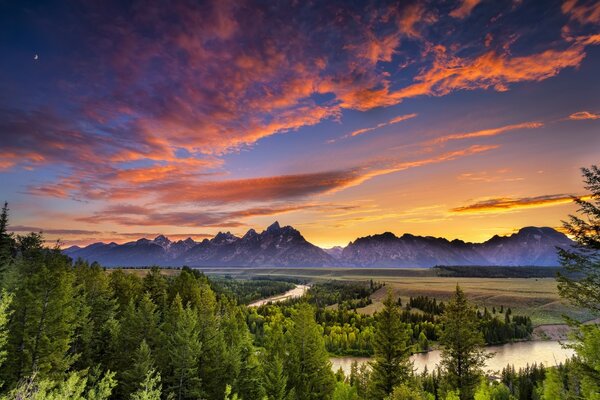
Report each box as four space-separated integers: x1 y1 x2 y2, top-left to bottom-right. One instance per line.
248 284 309 307
331 340 575 375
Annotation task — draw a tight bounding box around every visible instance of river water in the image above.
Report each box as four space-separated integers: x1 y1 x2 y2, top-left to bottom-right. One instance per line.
331 340 575 375
248 284 309 307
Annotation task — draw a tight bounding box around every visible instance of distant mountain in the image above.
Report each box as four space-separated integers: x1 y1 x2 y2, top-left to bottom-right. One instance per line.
64 221 336 267
63 224 573 268
340 226 573 267
324 246 344 259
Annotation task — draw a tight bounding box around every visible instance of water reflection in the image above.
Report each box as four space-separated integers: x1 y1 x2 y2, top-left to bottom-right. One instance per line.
331 341 575 375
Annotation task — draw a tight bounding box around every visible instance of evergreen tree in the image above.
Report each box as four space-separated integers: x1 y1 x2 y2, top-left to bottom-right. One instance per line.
333 381 359 400
557 165 600 313
263 315 291 400
72 260 118 370
287 303 335 400
142 266 168 312
130 369 162 400
4 235 79 384
163 295 202 400
540 368 565 400
0 202 14 282
122 340 156 396
0 291 13 388
369 290 412 400
236 333 265 400
439 286 489 400
553 165 600 397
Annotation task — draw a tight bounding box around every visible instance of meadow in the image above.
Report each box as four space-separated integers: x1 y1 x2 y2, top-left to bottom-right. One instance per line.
125 266 589 326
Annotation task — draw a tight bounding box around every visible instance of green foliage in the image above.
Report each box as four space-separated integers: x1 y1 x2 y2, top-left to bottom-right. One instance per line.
333 381 359 400
163 295 202 400
500 363 546 400
557 165 600 314
444 390 461 400
5 235 79 384
0 291 13 388
122 340 155 396
369 290 412 400
210 276 295 305
130 369 162 400
540 368 565 400
1 369 116 400
287 303 335 400
439 285 490 400
548 165 600 399
474 380 513 400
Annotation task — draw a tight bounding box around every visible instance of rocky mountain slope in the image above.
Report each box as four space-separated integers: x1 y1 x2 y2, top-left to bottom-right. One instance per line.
64 224 573 267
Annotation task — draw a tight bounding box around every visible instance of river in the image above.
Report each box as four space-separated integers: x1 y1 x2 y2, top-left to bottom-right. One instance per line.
248 284 309 307
330 340 575 375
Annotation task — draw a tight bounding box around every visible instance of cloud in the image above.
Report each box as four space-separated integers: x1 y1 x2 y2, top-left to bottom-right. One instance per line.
9 226 104 235
457 170 524 182
426 121 543 145
75 203 319 228
567 111 600 120
449 0 482 19
562 0 600 25
451 194 591 214
350 113 418 137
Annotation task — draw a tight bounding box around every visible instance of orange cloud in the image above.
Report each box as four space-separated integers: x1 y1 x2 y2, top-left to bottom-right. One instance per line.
427 121 543 145
562 0 600 25
347 113 418 138
451 194 592 214
568 111 600 120
449 0 482 19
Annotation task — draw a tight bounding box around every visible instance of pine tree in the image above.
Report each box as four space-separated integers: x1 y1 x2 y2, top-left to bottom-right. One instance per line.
439 286 489 400
287 303 335 400
369 290 412 400
4 235 79 384
122 340 156 396
236 333 265 400
553 165 600 398
263 315 290 400
557 165 600 313
0 290 13 388
131 368 163 400
163 295 202 400
0 202 14 284
72 260 118 370
143 266 168 312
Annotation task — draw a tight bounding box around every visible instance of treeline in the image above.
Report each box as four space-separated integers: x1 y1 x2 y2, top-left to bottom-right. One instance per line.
248 288 532 356
433 266 566 278
208 276 295 305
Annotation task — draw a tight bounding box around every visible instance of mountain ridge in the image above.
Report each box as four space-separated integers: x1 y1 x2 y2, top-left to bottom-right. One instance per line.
63 223 573 267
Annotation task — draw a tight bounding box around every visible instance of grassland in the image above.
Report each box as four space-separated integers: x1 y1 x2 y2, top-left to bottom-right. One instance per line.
121 266 590 326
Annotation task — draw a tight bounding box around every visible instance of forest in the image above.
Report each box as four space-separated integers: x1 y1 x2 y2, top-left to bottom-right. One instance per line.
0 166 597 399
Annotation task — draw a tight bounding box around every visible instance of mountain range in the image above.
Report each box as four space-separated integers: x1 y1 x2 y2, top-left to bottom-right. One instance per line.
63 222 573 268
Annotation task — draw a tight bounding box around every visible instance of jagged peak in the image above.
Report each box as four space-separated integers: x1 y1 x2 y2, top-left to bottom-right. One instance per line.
266 221 281 233
242 228 258 240
212 231 238 244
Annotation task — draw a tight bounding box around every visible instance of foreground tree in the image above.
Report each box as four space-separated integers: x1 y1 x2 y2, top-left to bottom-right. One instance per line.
287 303 335 400
369 290 412 399
553 165 600 398
162 296 202 400
557 165 600 313
4 234 79 385
130 369 162 400
439 286 489 400
0 203 14 283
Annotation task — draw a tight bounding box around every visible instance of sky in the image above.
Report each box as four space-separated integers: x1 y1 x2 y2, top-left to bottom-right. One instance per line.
0 0 599 248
